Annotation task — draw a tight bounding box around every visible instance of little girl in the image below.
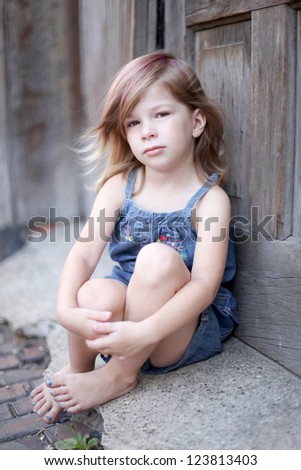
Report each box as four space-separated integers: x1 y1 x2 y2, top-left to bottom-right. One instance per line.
31 51 238 423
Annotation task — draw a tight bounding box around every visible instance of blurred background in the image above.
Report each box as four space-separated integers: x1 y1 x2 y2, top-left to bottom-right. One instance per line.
0 0 174 260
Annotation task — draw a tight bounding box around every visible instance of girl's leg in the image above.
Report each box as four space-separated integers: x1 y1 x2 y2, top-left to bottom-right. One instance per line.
31 278 126 423
125 243 199 368
44 244 198 415
68 278 127 372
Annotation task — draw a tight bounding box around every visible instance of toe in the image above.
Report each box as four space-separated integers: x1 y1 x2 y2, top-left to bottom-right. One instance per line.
53 392 71 403
67 403 82 414
31 383 44 398
45 375 65 389
32 390 45 405
33 395 62 423
35 398 54 416
52 398 74 411
51 385 69 398
33 398 46 414
42 404 62 424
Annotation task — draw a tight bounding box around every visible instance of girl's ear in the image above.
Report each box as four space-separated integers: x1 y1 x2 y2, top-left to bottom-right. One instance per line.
192 109 206 138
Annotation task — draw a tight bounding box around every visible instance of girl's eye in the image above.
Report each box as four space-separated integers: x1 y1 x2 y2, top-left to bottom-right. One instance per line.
127 120 140 128
155 112 169 118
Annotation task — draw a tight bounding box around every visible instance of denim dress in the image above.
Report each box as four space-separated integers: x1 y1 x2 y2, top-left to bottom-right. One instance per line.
106 168 238 374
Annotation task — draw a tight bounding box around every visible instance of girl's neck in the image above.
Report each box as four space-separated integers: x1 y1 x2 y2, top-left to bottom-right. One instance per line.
132 164 206 213
142 162 205 190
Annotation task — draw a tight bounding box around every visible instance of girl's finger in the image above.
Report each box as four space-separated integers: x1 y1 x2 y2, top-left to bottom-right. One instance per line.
92 321 118 334
87 310 112 321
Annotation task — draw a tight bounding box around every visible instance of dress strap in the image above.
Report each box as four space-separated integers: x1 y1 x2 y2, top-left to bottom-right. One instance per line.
125 167 138 199
185 173 219 210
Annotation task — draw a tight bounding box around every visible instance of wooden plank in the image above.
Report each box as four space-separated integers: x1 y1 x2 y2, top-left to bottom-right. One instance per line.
4 0 80 224
146 0 158 52
79 0 135 214
79 0 134 128
195 22 251 219
234 236 301 376
250 5 296 240
66 0 82 138
134 0 157 57
186 0 295 26
293 12 301 237
164 0 186 58
0 0 12 229
133 0 148 56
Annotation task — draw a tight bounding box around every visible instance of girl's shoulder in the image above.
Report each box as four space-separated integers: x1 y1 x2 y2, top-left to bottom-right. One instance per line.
94 172 127 211
197 183 231 216
102 172 127 193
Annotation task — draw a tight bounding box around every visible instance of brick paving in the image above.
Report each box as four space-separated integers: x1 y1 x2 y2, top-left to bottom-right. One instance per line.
0 322 102 450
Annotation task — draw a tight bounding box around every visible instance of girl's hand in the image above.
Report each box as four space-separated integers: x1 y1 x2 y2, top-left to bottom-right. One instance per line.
57 308 112 341
86 320 149 358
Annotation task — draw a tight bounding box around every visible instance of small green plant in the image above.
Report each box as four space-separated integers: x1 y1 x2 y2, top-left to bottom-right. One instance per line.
55 432 100 450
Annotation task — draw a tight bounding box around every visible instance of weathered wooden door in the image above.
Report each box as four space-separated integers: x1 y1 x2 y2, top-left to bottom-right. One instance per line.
182 0 301 375
0 1 82 226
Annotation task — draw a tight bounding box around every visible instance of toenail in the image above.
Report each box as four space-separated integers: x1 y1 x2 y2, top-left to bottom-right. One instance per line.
33 408 37 413
46 378 52 387
37 410 42 416
45 415 52 422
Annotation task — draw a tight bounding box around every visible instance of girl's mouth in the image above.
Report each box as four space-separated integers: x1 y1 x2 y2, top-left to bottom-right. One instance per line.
143 146 165 156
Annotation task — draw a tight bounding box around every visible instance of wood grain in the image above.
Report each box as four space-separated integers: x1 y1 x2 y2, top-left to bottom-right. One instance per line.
195 22 251 220
78 0 135 213
250 5 296 240
0 1 12 229
234 236 301 376
293 11 301 237
134 0 157 56
3 0 80 224
186 0 295 26
165 0 186 58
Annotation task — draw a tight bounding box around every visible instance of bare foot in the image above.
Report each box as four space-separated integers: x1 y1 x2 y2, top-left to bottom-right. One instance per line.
45 363 137 414
31 365 72 423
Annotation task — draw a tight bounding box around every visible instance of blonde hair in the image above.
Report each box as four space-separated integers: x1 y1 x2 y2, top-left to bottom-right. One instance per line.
79 51 226 192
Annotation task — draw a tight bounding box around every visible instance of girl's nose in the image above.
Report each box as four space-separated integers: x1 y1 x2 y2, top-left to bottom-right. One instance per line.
141 122 156 139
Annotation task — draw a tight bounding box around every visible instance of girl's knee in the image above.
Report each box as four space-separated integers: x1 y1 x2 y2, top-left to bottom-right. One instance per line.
77 279 99 307
134 243 189 288
77 278 126 314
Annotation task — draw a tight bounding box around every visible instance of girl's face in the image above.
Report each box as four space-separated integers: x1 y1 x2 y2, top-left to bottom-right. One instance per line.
124 83 205 173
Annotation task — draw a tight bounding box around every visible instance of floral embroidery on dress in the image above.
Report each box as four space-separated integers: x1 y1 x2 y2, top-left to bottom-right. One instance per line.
156 234 188 261
120 224 133 242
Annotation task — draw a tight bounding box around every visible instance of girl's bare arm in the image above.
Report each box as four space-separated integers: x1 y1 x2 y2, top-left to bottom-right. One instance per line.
55 174 125 338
